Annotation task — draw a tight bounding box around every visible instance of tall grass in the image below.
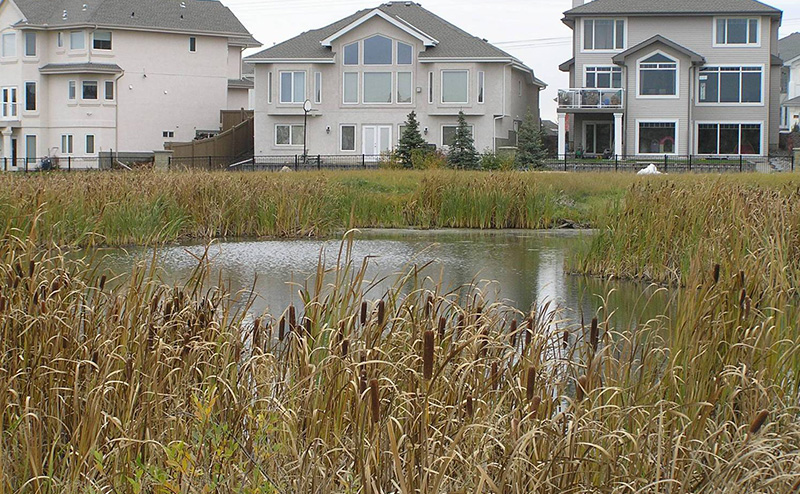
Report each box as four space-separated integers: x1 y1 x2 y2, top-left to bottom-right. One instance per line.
3 212 800 492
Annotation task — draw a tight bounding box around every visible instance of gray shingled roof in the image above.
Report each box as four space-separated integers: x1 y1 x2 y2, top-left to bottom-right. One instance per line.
10 0 258 44
612 35 705 64
39 62 122 74
565 0 781 17
783 95 800 107
779 33 800 63
246 2 523 62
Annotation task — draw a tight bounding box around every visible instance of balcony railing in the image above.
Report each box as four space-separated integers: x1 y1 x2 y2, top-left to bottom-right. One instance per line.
558 88 624 110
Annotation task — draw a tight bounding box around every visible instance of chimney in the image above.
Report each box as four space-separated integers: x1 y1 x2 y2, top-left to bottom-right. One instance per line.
572 0 585 7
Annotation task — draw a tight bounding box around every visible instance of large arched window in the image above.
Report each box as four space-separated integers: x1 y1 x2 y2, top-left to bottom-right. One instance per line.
363 35 392 65
638 52 677 97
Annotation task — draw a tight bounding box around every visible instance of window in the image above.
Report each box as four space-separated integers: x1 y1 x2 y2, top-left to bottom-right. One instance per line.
639 53 677 96
314 72 322 104
85 135 95 154
583 19 625 51
68 80 76 100
699 66 762 104
82 81 98 100
442 124 474 147
1 33 15 57
477 71 485 104
104 80 114 100
716 18 758 46
340 125 356 151
24 82 35 111
1 87 17 118
61 134 74 154
24 32 36 57
782 107 790 129
397 42 412 64
428 72 434 104
518 80 522 97
163 131 174 138
397 72 412 104
276 124 304 146
363 72 392 103
344 42 358 65
57 32 64 48
189 36 196 52
586 66 622 88
343 72 358 104
70 31 85 50
279 71 306 104
93 30 112 50
698 123 760 155
442 70 468 104
364 35 392 65
638 122 676 154
25 135 36 161
267 72 273 104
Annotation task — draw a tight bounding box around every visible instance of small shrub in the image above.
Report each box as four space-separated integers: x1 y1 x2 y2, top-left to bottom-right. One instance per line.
412 149 447 170
480 149 516 171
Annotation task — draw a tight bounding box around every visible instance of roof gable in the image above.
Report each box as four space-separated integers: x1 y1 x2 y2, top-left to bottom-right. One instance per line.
612 35 705 64
320 9 438 47
565 0 781 17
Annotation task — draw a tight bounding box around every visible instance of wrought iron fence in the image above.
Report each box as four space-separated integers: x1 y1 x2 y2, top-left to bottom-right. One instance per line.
1 156 104 171
169 155 385 171
542 154 793 173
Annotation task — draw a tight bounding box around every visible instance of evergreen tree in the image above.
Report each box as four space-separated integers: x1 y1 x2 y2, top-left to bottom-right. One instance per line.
515 109 547 169
447 111 479 169
396 111 428 168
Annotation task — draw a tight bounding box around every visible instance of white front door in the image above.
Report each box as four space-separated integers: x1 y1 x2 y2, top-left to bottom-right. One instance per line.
363 125 392 156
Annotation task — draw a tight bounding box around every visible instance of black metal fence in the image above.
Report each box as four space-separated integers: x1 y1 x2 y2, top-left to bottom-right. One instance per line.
543 154 793 173
169 155 384 171
2 156 103 171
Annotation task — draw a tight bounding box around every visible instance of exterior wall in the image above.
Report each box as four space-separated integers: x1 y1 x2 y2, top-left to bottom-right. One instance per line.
253 16 541 156
227 87 250 111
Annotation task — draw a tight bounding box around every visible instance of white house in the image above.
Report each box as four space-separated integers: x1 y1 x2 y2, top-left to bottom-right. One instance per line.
779 33 800 132
0 0 258 169
246 2 545 158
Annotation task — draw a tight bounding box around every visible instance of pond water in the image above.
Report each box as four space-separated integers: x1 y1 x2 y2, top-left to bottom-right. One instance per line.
100 229 672 325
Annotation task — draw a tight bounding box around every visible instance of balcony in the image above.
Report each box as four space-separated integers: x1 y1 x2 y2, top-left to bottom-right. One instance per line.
558 88 624 112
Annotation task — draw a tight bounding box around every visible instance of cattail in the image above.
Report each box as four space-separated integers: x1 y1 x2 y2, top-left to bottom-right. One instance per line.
425 294 433 318
511 417 520 439
252 318 261 351
150 293 160 314
491 361 499 390
98 274 107 291
740 288 747 308
510 327 517 348
423 330 434 380
303 317 312 337
509 319 518 346
369 379 380 424
524 318 532 348
563 330 569 349
748 410 769 435
360 301 368 326
278 316 285 341
456 313 465 340
465 395 473 418
28 260 35 278
739 270 745 288
576 375 588 402
531 395 542 415
0 295 6 313
526 368 536 402
437 316 446 341
590 317 599 353
341 338 349 357
288 305 296 330
377 299 386 326
359 370 368 394
712 263 720 284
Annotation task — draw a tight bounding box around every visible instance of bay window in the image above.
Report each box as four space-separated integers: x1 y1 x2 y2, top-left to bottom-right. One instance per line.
697 123 760 155
586 66 622 88
638 122 676 154
82 81 98 100
280 71 305 104
24 32 36 57
698 66 761 104
275 124 304 146
70 31 85 50
715 18 758 46
363 72 392 103
583 19 625 51
442 70 468 104
638 53 677 96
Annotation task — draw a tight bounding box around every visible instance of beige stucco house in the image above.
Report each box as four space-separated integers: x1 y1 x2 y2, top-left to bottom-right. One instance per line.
246 2 545 158
0 0 258 169
779 33 800 133
558 0 783 158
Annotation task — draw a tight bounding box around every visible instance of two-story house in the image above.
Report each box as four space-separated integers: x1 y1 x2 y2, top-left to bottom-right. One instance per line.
246 2 545 158
779 33 800 133
558 0 783 158
0 0 258 169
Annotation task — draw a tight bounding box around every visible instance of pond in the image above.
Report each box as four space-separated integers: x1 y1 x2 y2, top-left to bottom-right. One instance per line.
100 229 672 325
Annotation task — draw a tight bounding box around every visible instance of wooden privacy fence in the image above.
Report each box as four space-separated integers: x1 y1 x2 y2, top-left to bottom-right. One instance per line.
166 115 254 161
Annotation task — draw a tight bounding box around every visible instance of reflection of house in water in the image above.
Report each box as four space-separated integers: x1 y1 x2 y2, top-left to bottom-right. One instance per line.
534 247 567 310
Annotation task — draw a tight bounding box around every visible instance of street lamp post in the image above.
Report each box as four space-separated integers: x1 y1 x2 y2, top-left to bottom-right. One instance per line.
303 99 311 162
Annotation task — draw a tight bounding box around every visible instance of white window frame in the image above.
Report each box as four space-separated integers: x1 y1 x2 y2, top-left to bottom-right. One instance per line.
1 32 16 58
441 69 469 105
581 18 627 53
713 17 760 48
397 41 413 65
61 134 74 155
57 32 64 49
635 119 679 156
279 71 306 104
104 80 115 101
362 72 393 105
695 121 764 156
1 87 18 118
24 81 36 112
396 71 413 105
24 31 36 57
339 124 357 152
25 135 37 161
314 71 322 104
275 124 304 146
68 80 77 101
69 31 85 51
85 134 95 154
189 36 197 52
441 124 475 148
82 80 99 100
636 50 679 99
92 30 112 51
343 72 359 105
584 65 623 89
477 71 485 104
163 131 175 138
267 71 273 104
428 71 434 104
696 65 764 106
343 42 359 66
363 35 393 66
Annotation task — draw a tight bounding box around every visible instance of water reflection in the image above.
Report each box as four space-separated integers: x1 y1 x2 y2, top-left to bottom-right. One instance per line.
100 229 672 324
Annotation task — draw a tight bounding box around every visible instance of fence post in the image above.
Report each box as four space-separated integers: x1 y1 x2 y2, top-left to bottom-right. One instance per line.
2 157 6 172
739 155 743 173
362 154 366 169
317 155 321 170
67 156 71 172
614 154 618 172
688 154 692 172
294 155 299 171
793 151 795 172
564 154 567 172
662 155 667 173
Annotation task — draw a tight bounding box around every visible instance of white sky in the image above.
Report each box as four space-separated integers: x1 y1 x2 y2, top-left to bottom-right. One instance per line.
226 0 800 121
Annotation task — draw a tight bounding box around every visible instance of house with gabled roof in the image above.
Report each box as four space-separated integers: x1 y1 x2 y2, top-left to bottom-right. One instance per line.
245 2 545 158
558 0 783 158
779 33 800 133
0 0 259 169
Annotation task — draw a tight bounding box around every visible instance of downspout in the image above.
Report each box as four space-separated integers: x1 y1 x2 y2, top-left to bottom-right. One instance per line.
688 65 694 156
113 69 125 156
623 62 629 157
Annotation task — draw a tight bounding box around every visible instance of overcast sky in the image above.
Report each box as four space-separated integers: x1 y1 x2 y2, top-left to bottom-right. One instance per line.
227 0 800 121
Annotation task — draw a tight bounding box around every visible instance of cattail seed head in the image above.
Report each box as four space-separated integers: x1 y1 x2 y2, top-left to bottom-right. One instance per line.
278 316 285 341
423 330 434 380
491 361 499 390
437 316 446 341
28 260 35 278
359 370 368 394
425 294 433 318
563 330 569 349
576 375 588 402
341 338 349 357
531 395 541 415
712 263 720 284
288 305 296 329
526 368 536 402
739 270 745 288
377 299 386 326
740 288 747 308
749 410 769 435
303 317 312 337
465 395 473 418
369 379 380 423
98 274 107 291
360 301 368 326
590 317 599 353
252 318 261 351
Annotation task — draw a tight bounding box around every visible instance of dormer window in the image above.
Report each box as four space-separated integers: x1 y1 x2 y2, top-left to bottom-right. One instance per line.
363 35 392 65
715 18 759 46
583 19 625 51
638 52 678 97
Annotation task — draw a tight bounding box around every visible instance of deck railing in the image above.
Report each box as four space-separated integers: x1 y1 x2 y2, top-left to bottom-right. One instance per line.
558 88 624 110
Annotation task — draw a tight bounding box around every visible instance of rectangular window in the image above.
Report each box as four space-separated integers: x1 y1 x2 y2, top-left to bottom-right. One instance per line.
275 124 304 146
104 80 114 100
70 31 85 50
397 42 413 65
57 32 64 48
428 72 434 104
698 123 761 155
24 32 36 57
61 134 74 154
343 72 358 104
716 18 759 45
24 82 35 111
82 81 98 100
442 124 474 147
1 87 18 118
93 30 112 50
189 36 196 52
341 124 356 151
442 70 468 104
638 122 676 154
85 134 95 154
25 135 36 161
397 72 412 104
314 72 322 104
586 66 622 88
163 131 174 138
344 42 358 65
1 33 16 57
279 71 305 104
267 71 273 104
477 71 485 104
699 67 761 104
363 72 392 103
639 54 677 96
584 19 625 51
68 80 76 100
